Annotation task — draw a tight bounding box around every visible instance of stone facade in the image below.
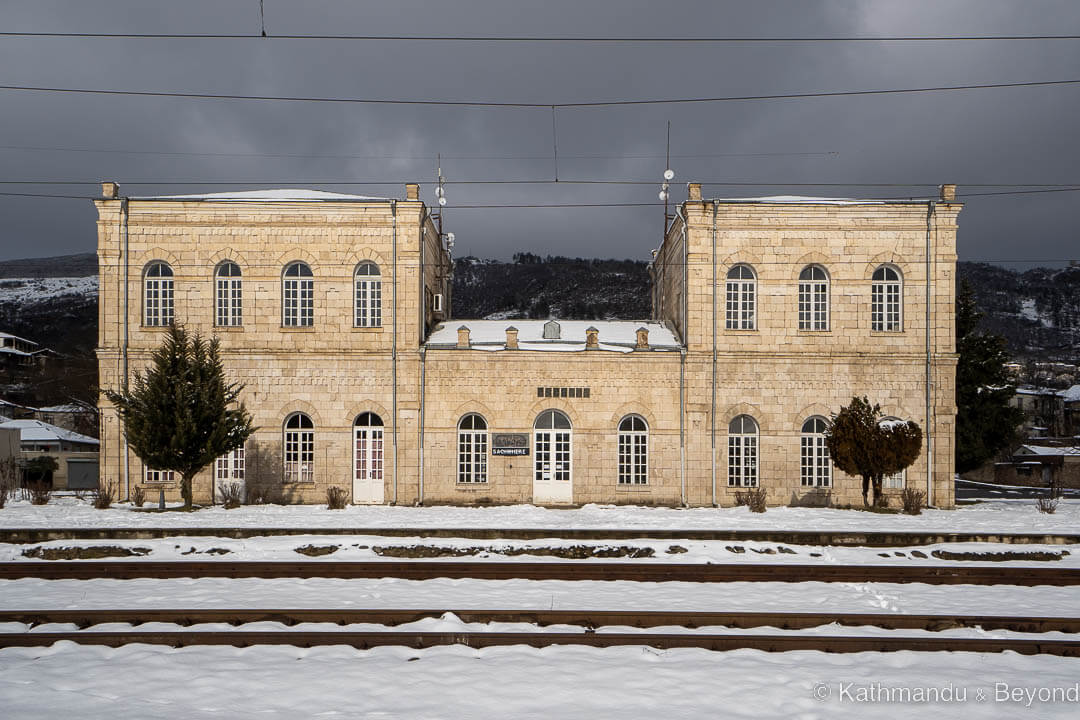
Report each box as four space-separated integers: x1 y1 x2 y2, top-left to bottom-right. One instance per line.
96 182 960 508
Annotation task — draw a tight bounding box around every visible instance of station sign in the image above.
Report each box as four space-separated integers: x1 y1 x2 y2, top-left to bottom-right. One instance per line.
492 433 529 456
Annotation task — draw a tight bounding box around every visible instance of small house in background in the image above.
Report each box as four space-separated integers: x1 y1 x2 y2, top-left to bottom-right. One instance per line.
0 418 99 490
991 444 1080 489
0 331 48 367
36 403 99 436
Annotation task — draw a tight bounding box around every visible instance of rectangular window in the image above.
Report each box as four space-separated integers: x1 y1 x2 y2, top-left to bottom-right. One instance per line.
798 282 829 331
728 434 758 487
355 279 382 327
143 467 175 484
284 278 314 327
883 469 905 489
216 278 242 326
215 448 245 482
284 430 314 482
458 431 488 483
725 280 755 330
618 433 648 485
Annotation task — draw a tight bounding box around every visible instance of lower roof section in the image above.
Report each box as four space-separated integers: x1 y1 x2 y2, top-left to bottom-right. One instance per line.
425 320 680 353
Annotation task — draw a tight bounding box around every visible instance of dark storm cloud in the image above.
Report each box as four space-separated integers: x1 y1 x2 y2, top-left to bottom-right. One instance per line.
1 0 1078 266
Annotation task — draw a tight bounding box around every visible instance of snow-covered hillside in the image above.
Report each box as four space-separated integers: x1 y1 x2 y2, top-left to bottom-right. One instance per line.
0 276 97 306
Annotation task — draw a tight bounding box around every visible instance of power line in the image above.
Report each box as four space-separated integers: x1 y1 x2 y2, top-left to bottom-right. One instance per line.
4 180 1080 188
2 78 1078 108
3 31 1080 42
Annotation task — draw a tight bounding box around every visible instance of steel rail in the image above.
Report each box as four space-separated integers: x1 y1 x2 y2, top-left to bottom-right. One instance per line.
2 609 1078 633
1 630 1077 655
2 561 1078 585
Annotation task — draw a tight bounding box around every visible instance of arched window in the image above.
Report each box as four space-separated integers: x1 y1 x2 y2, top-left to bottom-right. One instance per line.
800 416 831 487
725 265 756 330
283 412 314 483
534 409 572 484
282 262 314 327
215 261 242 327
618 415 648 485
354 262 382 328
143 261 174 327
872 265 903 332
798 265 829 331
458 414 488 484
727 415 758 487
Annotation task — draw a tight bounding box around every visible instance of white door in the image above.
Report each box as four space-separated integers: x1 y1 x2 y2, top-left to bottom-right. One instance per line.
353 413 385 504
533 410 573 504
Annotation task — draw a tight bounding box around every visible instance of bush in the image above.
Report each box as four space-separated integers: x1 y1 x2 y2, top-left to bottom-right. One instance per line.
218 481 244 509
92 482 115 510
901 488 925 515
0 457 16 509
27 479 52 506
131 485 146 507
735 487 767 513
326 486 349 510
874 493 891 509
1037 496 1059 514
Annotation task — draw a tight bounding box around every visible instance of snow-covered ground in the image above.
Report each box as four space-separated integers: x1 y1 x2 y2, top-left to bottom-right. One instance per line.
2 496 1078 533
0 276 96 304
2 643 1077 719
3 534 1077 567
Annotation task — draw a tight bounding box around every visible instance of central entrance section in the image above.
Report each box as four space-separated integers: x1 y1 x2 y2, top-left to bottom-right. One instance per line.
533 409 573 504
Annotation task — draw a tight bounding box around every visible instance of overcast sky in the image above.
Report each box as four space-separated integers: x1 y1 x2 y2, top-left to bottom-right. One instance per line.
2 0 1078 268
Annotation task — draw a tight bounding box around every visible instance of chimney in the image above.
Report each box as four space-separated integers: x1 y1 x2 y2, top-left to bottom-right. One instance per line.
687 183 702 202
101 181 120 199
585 326 599 349
635 327 650 349
406 183 420 201
543 319 561 339
456 325 471 348
505 326 519 350
939 184 957 202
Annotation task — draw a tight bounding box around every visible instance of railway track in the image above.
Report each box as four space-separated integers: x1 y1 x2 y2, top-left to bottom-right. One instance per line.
3 560 1079 585
3 527 1078 546
1 629 1077 656
3 608 1078 633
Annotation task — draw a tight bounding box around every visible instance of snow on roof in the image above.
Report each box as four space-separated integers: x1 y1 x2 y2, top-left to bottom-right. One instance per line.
1060 385 1080 402
133 189 391 202
0 331 38 346
425 320 679 352
710 195 886 205
0 398 36 411
1015 386 1059 396
878 419 910 429
1016 444 1080 457
0 419 99 446
37 403 93 414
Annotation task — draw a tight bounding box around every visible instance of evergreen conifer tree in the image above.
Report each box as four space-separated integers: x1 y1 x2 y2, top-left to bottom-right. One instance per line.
955 280 1024 473
825 396 922 506
105 325 254 509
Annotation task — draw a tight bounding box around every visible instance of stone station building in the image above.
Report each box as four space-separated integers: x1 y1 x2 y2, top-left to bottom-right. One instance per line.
95 182 960 508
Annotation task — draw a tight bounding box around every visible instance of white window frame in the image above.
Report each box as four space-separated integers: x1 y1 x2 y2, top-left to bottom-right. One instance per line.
798 265 829 331
215 447 245 483
725 265 756 330
143 261 174 327
534 410 573 484
143 466 174 484
457 414 488 484
354 262 382 328
727 415 759 487
215 261 243 327
872 265 903 332
282 262 314 327
883 469 906 490
617 415 648 485
283 412 314 483
800 416 832 488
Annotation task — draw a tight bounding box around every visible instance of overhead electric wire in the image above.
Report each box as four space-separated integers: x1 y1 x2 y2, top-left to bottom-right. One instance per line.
3 31 1080 42
3 180 1080 188
1 78 1078 108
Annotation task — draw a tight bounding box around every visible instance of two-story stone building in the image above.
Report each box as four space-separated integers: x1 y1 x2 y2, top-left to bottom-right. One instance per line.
95 181 960 508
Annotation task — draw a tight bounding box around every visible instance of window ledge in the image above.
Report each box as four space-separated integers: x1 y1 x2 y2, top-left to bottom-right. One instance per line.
870 330 905 335
139 325 172 331
280 326 316 332
351 326 384 332
213 325 245 332
615 484 651 491
797 329 832 335
723 328 758 333
456 482 491 489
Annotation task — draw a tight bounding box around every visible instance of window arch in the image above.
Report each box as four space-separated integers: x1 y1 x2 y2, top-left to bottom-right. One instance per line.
143 261 174 327
798 265 829 331
872 265 903 332
618 415 648 485
800 416 831 488
354 261 382 328
283 412 314 483
727 415 758 487
725 264 756 330
458 414 488 484
534 409 572 430
215 261 242 327
282 262 314 327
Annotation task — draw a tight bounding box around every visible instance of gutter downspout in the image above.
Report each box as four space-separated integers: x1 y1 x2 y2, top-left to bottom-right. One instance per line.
711 201 718 507
418 346 426 505
675 204 689 507
120 197 130 502
391 200 399 505
925 201 936 507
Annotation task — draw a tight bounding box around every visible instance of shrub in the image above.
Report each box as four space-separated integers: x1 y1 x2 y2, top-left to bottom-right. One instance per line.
218 481 244 509
92 482 115 510
27 479 51 506
1037 496 1059 514
901 488 926 515
735 487 767 513
0 457 16 509
874 493 891 509
326 486 349 510
131 485 146 507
